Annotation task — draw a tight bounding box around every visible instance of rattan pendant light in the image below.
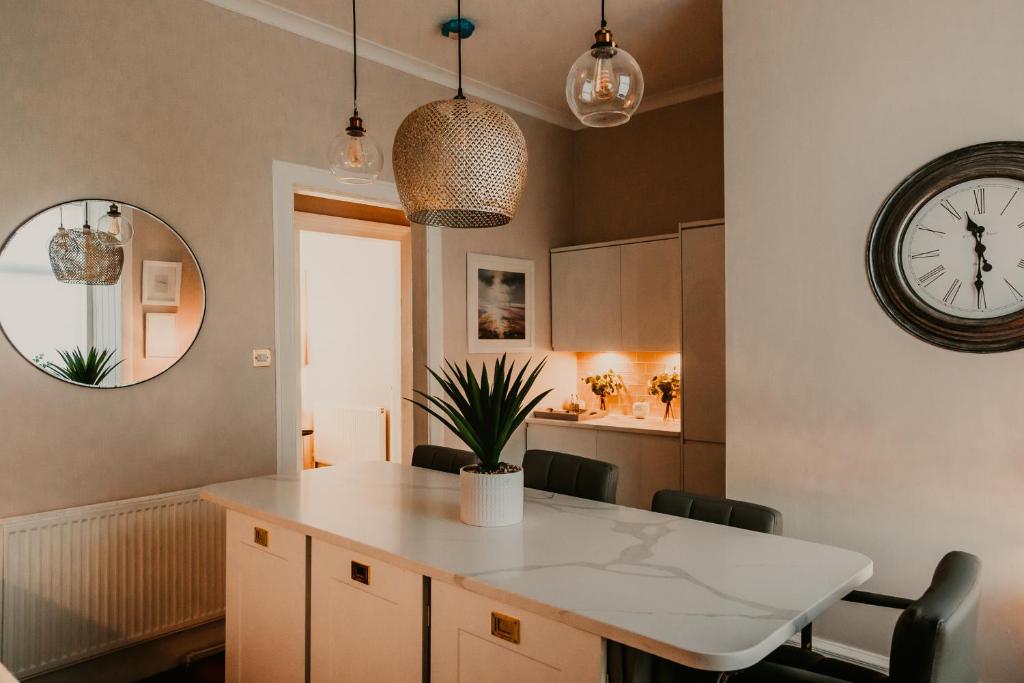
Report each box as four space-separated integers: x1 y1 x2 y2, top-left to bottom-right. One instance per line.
392 0 528 228
49 204 124 285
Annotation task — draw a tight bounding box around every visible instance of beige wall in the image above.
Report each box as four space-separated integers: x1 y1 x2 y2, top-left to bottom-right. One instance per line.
725 1 1024 678
0 0 575 516
573 94 724 243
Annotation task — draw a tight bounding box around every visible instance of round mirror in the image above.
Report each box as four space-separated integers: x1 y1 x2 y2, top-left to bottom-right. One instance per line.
0 200 205 388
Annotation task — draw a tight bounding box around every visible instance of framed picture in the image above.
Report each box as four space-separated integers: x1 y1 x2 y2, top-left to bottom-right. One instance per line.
467 253 534 354
142 260 182 306
145 312 178 358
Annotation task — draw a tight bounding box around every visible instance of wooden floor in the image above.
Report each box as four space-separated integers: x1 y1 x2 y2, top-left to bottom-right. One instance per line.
137 653 224 683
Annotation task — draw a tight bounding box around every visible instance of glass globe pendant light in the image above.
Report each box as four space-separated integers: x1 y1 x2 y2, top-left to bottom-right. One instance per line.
327 0 383 184
392 0 528 228
96 202 134 244
565 0 644 128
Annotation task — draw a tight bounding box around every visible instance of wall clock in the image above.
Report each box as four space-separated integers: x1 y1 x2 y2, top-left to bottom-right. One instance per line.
867 141 1024 352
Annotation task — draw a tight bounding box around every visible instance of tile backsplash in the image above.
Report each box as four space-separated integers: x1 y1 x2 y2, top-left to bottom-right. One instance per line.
575 352 681 418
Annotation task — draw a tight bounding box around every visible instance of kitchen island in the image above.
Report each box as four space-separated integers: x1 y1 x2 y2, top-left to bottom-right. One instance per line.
201 462 871 682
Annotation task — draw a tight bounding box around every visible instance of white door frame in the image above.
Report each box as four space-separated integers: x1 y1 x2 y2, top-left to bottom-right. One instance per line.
272 160 443 474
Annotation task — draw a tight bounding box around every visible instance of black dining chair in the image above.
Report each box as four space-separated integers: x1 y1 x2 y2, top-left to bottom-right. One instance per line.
739 550 981 683
607 489 784 683
410 444 478 474
521 449 619 504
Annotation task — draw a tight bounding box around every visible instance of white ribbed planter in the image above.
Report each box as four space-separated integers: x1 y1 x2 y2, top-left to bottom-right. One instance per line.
459 466 524 527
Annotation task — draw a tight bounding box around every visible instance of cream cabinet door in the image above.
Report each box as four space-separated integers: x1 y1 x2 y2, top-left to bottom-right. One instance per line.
310 541 423 682
620 237 681 352
525 423 598 459
431 581 603 683
595 431 681 509
225 511 306 683
551 246 621 351
681 225 725 443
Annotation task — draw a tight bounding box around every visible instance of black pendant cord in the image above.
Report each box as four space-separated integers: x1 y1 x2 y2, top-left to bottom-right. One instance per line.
351 0 358 114
601 0 606 29
455 0 465 99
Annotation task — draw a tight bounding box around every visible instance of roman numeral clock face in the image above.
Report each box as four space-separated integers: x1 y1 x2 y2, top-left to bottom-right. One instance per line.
901 178 1024 319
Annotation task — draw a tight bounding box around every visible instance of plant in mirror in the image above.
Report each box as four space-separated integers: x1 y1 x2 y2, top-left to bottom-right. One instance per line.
0 200 205 388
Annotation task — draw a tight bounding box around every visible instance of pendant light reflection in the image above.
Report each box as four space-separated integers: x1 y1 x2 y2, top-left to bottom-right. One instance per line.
96 202 134 244
327 0 383 184
49 203 125 285
392 0 528 228
565 0 644 128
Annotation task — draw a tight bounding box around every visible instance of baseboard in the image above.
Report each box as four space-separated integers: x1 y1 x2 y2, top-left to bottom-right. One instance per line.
26 620 224 683
785 635 889 673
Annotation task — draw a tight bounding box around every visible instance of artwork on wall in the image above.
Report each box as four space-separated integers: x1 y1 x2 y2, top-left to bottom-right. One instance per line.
466 253 534 353
145 312 178 358
142 260 182 306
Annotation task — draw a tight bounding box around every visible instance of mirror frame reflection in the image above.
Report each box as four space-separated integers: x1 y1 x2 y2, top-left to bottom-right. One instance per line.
0 199 206 389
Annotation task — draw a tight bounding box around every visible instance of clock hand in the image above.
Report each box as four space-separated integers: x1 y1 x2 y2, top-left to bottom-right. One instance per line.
965 213 993 273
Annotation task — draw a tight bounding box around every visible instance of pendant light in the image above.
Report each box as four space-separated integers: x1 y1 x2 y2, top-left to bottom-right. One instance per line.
96 202 134 244
565 0 644 128
392 0 528 228
49 203 124 285
327 0 383 184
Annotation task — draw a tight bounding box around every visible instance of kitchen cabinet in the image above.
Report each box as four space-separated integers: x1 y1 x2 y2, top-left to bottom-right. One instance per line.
620 238 681 351
225 511 306 683
431 580 603 682
525 420 680 509
551 235 679 352
551 245 621 351
311 541 423 682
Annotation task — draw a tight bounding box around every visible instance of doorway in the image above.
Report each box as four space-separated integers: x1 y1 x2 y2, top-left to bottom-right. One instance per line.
294 194 413 467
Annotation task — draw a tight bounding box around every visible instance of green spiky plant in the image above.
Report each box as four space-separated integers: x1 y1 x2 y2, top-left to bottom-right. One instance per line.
409 354 552 473
45 346 123 386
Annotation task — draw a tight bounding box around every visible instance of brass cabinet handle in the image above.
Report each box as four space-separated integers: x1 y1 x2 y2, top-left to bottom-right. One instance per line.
253 527 269 547
491 612 520 644
351 561 371 585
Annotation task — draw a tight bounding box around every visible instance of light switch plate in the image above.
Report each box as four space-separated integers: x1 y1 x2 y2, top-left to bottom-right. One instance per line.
253 349 272 367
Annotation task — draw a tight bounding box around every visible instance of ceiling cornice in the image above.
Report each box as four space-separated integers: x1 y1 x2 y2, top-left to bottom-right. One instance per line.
204 0 722 130
203 0 580 129
636 77 724 114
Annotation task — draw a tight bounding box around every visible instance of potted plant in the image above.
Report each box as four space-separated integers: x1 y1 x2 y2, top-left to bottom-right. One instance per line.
409 354 552 527
648 369 680 421
43 347 123 386
582 369 623 411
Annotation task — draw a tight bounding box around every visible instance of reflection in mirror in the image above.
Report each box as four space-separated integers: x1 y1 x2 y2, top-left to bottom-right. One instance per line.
0 200 205 388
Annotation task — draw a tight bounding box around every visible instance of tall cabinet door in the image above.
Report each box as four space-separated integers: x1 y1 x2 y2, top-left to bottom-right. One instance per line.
225 511 306 683
681 224 726 495
551 246 621 351
620 237 681 351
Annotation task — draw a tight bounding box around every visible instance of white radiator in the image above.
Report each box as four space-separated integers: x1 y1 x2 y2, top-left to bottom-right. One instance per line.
313 403 389 464
0 489 225 678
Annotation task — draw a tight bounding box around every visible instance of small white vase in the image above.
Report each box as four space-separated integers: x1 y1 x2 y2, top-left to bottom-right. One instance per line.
459 465 524 527
632 401 650 419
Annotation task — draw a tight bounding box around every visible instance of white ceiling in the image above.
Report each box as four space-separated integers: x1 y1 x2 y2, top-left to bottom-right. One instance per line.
263 0 722 123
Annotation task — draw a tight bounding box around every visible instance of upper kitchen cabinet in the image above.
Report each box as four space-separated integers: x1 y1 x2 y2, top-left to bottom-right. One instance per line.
551 235 679 352
551 244 622 351
621 238 681 351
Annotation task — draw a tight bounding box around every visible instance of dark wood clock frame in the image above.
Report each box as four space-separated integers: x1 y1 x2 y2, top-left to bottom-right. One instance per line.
866 141 1024 353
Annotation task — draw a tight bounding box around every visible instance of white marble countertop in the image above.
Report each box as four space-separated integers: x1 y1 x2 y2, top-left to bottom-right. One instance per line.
201 462 871 672
526 413 681 436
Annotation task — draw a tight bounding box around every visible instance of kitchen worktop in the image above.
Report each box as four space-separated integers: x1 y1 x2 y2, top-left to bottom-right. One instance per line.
201 462 871 671
526 412 681 436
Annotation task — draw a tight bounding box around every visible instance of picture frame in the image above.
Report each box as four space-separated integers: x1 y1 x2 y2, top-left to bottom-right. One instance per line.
145 312 178 358
142 260 182 306
466 253 534 354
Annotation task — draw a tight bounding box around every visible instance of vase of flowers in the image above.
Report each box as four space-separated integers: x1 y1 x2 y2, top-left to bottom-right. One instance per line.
648 369 680 421
409 354 551 527
582 369 624 412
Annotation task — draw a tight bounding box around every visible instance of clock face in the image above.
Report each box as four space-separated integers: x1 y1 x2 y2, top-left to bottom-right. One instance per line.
901 177 1024 319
